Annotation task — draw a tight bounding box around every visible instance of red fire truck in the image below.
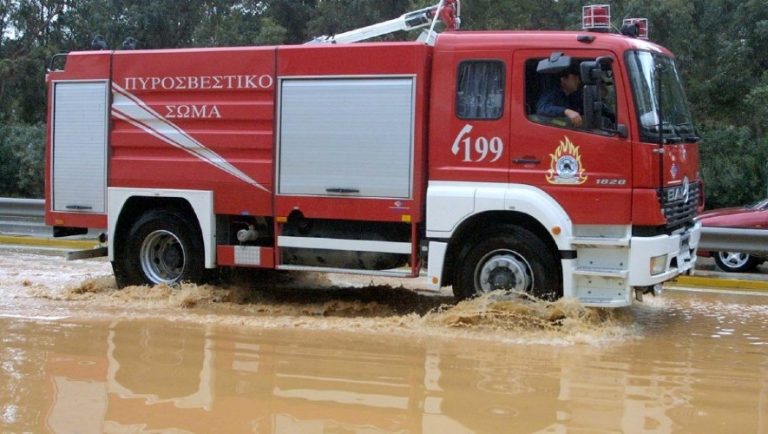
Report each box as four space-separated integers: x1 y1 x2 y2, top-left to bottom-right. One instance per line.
45 2 702 307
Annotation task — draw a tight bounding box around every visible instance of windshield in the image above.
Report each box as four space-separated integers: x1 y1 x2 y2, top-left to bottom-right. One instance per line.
626 50 697 143
749 198 768 210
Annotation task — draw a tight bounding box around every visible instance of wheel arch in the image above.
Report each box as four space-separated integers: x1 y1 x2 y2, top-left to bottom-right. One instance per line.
108 188 215 268
441 210 561 287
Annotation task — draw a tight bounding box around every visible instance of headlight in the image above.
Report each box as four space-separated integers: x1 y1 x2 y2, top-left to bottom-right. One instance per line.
650 254 668 275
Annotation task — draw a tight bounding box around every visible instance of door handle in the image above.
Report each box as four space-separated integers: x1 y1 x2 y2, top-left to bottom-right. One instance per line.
512 156 541 165
325 188 360 194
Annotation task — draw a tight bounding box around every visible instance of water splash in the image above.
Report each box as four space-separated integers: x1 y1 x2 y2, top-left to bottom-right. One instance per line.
38 274 639 345
1 250 641 346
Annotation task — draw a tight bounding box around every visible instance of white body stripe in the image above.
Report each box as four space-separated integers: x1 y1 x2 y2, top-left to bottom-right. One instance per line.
426 181 572 249
111 83 269 193
426 241 448 289
108 188 216 268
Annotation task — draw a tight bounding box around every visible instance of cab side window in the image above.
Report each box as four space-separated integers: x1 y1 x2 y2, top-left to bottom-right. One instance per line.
456 61 505 120
525 57 616 131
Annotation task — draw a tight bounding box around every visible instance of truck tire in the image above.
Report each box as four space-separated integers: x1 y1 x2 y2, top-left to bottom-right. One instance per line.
453 225 562 301
114 210 205 288
713 251 759 273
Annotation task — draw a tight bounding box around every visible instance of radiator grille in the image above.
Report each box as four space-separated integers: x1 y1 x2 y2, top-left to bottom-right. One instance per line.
662 181 700 230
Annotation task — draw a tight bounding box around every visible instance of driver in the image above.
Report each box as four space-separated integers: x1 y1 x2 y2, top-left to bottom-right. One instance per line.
536 65 583 127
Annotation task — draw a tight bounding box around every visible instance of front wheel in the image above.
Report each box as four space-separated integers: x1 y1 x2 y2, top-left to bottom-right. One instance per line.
713 251 759 273
453 225 562 301
113 210 205 288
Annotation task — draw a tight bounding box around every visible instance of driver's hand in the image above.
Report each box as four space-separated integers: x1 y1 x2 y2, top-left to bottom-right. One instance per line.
564 109 582 128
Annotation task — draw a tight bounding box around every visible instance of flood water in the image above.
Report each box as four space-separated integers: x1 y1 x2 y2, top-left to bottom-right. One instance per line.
1 250 767 433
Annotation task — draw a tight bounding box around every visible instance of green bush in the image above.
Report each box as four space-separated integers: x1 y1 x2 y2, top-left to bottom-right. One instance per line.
698 123 768 209
0 123 45 198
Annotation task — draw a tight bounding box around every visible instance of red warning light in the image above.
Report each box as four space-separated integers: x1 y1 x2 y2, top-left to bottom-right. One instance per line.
582 5 611 31
622 18 648 39
439 0 461 31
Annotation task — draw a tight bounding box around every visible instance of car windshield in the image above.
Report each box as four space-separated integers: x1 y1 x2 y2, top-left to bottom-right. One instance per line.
749 198 768 210
626 50 697 143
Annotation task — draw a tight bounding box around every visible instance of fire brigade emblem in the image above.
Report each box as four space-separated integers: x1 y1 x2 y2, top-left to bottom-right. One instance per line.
547 137 587 184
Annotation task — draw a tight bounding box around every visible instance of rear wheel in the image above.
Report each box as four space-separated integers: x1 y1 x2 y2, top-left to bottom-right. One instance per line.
453 225 562 301
713 251 759 273
113 210 204 288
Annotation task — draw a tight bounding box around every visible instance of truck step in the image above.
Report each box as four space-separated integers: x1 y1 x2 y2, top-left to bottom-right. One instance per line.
571 236 630 248
276 264 417 278
278 236 412 254
572 267 629 279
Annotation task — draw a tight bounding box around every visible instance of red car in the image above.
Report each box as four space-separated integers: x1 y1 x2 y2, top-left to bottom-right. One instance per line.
698 198 768 272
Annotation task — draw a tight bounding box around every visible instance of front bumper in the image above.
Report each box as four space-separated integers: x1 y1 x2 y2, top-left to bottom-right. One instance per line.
568 221 701 307
627 220 701 286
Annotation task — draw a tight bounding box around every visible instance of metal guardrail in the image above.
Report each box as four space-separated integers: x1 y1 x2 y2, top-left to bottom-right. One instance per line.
0 198 106 241
0 198 44 218
0 197 45 220
1 197 767 254
0 198 47 237
698 226 768 255
0 196 106 252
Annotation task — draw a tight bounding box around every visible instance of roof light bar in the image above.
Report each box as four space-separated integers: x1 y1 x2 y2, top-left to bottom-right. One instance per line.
622 18 649 39
582 5 611 32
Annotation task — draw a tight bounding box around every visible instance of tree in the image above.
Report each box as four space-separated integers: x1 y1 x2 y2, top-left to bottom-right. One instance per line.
255 16 287 45
308 0 411 42
699 124 768 208
263 0 316 44
0 123 45 198
0 1 70 124
745 72 768 137
119 0 204 48
191 0 262 47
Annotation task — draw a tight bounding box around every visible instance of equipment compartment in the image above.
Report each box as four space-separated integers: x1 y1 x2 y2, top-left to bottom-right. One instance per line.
277 77 415 199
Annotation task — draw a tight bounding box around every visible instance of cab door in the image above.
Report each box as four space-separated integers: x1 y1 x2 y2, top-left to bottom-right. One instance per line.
510 49 633 225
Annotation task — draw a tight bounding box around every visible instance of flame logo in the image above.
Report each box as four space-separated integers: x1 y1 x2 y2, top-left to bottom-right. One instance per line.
546 136 588 185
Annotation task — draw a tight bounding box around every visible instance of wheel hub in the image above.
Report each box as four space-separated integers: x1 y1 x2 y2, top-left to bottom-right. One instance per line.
476 250 532 293
162 244 183 269
140 230 186 285
719 251 749 268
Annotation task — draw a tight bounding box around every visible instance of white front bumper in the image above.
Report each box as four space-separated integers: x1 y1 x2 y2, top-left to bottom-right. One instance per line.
569 221 701 308
627 220 701 286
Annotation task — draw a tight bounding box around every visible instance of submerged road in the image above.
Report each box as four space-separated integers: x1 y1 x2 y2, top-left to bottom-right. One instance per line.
0 249 767 433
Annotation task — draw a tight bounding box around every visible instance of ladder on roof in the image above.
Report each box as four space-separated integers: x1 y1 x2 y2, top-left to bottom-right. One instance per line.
306 0 460 45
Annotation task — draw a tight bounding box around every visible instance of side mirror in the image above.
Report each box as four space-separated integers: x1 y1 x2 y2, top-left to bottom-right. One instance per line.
580 56 614 85
583 82 627 137
596 55 613 69
582 84 601 129
581 56 622 134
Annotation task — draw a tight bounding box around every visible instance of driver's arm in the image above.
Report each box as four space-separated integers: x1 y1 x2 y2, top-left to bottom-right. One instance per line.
536 89 568 118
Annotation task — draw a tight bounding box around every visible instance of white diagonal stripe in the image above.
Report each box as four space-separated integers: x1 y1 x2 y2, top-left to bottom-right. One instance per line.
111 83 270 193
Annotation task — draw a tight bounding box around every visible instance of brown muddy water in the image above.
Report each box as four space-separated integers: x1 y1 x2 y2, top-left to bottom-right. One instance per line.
0 250 767 433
